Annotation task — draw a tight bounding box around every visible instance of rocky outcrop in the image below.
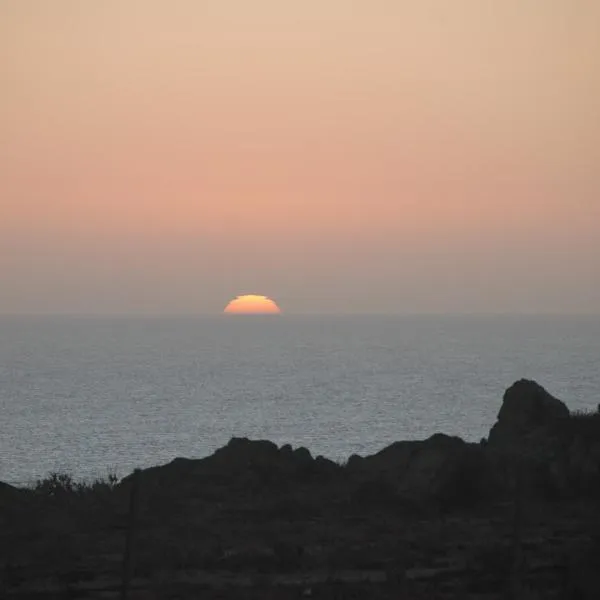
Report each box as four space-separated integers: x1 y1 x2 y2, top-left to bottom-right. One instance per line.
3 380 600 598
485 380 600 500
348 434 486 509
121 437 342 499
115 380 598 510
487 379 569 448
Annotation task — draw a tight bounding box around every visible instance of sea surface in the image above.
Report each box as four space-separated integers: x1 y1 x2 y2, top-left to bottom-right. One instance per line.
1 314 599 485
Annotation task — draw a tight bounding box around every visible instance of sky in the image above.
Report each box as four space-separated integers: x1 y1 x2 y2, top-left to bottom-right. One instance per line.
1 0 599 315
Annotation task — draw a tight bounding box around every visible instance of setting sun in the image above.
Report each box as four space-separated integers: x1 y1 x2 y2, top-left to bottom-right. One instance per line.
223 295 282 315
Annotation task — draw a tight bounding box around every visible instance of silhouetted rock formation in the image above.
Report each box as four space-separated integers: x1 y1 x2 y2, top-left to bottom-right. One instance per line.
488 378 569 447
483 379 600 501
347 433 486 510
123 437 341 491
2 379 600 598
210 437 337 480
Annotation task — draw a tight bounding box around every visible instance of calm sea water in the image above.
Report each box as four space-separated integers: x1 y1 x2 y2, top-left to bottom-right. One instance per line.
1 315 598 484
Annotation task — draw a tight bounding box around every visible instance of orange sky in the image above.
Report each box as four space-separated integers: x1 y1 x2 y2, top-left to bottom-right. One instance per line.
1 0 599 314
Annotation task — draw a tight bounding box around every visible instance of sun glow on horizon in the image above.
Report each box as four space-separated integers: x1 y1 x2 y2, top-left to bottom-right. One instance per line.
223 295 282 315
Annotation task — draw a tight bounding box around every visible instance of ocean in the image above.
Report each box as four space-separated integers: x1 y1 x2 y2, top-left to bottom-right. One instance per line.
1 314 598 485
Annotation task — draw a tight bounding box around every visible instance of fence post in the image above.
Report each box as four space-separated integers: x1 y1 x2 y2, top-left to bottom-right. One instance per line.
121 468 141 600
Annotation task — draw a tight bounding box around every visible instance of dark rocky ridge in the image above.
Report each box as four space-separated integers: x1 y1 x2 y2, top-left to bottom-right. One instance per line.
488 379 570 446
1 379 600 598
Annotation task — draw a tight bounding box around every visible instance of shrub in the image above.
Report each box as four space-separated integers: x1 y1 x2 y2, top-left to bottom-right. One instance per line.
562 410 600 441
33 471 119 497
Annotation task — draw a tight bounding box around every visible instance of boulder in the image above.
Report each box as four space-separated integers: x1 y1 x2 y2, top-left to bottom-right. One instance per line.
484 381 600 500
488 379 569 448
349 434 486 509
121 437 341 499
210 437 280 470
210 438 342 481
293 446 313 463
399 434 486 508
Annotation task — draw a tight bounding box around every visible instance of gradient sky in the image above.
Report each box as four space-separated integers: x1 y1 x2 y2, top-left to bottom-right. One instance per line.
1 0 599 314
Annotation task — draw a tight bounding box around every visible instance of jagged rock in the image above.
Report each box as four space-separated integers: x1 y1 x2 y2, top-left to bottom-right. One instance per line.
484 381 600 500
281 443 293 455
121 438 341 500
488 379 569 448
314 455 338 474
348 434 485 509
211 437 280 467
402 435 486 508
117 381 594 513
293 446 312 463
6 380 600 599
346 454 364 470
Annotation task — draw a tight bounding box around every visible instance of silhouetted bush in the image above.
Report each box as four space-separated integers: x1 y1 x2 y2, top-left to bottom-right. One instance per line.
563 409 600 440
33 471 119 497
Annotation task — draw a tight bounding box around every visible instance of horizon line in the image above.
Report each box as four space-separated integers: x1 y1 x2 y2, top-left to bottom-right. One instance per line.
1 311 599 318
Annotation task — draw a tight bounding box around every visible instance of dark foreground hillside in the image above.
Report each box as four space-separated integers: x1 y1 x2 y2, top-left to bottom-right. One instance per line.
1 379 600 599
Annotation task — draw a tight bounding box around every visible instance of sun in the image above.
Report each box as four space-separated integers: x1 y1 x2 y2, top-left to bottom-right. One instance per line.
223 294 282 315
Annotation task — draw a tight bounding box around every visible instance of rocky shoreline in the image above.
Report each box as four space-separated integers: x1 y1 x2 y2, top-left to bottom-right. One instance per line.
1 379 600 598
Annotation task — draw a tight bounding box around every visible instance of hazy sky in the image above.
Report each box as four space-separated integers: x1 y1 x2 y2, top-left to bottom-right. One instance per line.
2 0 599 314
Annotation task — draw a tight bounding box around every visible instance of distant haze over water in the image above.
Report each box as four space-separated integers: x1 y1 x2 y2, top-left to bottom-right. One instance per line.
1 315 599 484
